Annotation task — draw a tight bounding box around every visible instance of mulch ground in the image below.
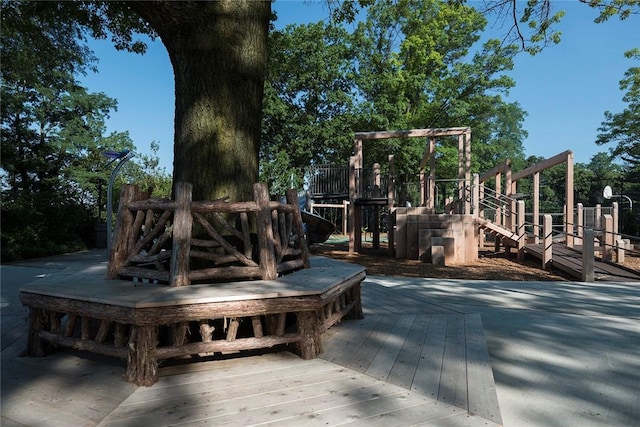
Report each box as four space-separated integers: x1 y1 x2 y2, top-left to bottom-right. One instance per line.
309 237 575 281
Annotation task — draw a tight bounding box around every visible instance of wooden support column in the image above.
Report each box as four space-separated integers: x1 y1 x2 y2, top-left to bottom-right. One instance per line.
125 325 159 386
170 182 193 287
472 174 479 218
388 155 395 257
26 308 51 357
286 189 311 268
582 228 595 282
543 214 553 270
348 155 357 254
602 214 613 262
254 183 277 280
533 172 540 244
576 203 584 246
428 138 436 210
565 151 574 248
464 131 472 214
296 311 322 359
458 133 465 209
495 172 502 227
612 202 619 242
419 170 426 206
108 185 144 279
343 200 349 236
517 200 526 261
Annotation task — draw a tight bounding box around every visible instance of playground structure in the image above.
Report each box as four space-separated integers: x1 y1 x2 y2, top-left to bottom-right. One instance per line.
306 127 639 279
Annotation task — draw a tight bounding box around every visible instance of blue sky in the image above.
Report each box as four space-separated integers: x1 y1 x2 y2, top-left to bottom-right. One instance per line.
80 1 638 174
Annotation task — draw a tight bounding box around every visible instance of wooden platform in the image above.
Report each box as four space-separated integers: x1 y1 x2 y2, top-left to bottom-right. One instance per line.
5 259 503 426
524 243 640 282
95 281 501 426
19 257 365 385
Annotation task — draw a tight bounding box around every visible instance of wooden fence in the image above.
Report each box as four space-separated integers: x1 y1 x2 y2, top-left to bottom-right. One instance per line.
107 182 310 286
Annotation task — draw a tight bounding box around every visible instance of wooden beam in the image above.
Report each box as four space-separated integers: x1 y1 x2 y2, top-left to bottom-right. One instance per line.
478 160 511 183
354 127 470 140
511 150 573 181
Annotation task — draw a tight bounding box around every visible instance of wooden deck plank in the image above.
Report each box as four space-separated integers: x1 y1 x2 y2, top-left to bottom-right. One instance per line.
102 366 350 425
320 315 386 366
344 314 400 372
386 315 433 389
465 314 503 425
100 358 425 427
2 355 135 427
344 409 500 427
412 314 448 399
524 243 640 281
437 314 468 410
362 282 459 314
1 315 27 351
364 314 416 380
120 365 341 411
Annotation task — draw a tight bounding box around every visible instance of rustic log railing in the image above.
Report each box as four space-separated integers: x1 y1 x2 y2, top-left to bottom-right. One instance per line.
107 182 310 286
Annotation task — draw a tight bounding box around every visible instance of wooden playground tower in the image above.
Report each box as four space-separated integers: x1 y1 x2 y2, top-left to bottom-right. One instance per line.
317 127 590 268
348 127 473 256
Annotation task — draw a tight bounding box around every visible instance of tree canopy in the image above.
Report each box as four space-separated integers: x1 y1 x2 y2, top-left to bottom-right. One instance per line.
0 1 169 261
262 0 528 192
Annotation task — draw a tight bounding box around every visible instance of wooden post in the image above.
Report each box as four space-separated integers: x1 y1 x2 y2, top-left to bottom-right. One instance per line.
125 325 159 386
286 189 311 268
296 311 322 359
388 154 395 209
602 214 613 262
419 170 426 206
582 228 595 282
533 172 540 244
254 183 277 280
428 137 436 210
517 200 526 261
612 202 619 242
494 172 502 227
108 185 142 279
343 199 349 236
472 174 479 218
348 155 357 254
464 131 472 214
170 182 193 287
616 239 626 264
565 152 574 248
576 203 584 247
458 133 464 208
543 214 553 270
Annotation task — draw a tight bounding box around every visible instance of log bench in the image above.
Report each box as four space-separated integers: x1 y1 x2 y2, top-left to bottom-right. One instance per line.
19 257 365 386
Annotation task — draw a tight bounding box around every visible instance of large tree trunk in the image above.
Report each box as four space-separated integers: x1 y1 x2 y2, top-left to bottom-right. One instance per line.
129 1 270 202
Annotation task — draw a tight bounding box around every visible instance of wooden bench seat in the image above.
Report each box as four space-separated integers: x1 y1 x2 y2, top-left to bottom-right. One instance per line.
20 257 365 386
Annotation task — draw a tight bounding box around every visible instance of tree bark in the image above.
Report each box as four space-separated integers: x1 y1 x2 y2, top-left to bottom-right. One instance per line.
129 1 271 202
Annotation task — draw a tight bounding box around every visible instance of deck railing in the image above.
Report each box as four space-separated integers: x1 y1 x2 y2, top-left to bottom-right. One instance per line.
108 182 310 286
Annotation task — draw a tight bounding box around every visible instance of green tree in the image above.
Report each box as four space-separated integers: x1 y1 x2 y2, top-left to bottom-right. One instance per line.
596 49 640 165
261 22 356 192
1 1 171 260
349 0 527 181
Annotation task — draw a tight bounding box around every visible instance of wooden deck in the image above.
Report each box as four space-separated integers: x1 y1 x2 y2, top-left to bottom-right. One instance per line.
524 243 640 282
3 264 502 426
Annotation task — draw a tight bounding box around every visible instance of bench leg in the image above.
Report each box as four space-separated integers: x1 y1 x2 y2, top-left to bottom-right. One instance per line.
125 325 159 386
296 311 322 359
26 307 52 357
344 281 364 320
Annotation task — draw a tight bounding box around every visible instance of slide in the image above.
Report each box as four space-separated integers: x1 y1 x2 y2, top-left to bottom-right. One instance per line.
301 210 336 244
